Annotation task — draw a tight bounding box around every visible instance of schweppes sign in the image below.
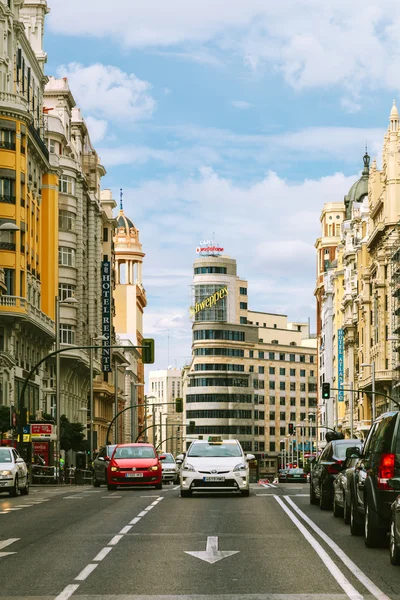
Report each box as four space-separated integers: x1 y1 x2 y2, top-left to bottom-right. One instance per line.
190 286 228 318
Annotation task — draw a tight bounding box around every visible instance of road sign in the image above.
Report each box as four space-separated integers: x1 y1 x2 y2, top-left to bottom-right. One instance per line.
185 536 239 564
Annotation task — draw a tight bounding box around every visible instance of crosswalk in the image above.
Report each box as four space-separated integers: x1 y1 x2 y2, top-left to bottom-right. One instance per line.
0 538 19 559
260 482 277 488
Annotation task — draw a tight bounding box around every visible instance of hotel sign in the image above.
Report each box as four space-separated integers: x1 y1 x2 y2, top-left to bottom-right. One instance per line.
196 239 224 256
338 328 344 401
190 286 228 318
101 260 112 372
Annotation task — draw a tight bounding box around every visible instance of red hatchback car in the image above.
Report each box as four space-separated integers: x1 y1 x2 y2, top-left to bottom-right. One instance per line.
107 443 164 490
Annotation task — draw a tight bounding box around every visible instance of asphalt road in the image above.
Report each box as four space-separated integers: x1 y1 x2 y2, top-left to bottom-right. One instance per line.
0 482 399 600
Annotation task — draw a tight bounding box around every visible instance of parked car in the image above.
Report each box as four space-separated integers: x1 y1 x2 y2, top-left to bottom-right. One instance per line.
159 453 179 484
349 411 400 548
278 469 289 483
310 438 361 510
93 444 117 487
286 468 308 483
107 443 164 490
332 441 363 521
0 447 29 497
389 477 400 565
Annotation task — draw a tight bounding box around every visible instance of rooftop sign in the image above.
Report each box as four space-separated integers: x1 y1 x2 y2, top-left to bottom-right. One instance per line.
190 286 228 319
196 239 224 256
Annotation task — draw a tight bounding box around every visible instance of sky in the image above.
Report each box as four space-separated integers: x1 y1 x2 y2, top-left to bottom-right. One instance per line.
43 0 400 370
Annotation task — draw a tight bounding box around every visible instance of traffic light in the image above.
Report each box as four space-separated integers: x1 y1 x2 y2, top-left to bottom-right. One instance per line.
142 338 155 364
187 421 196 435
175 397 183 413
322 382 330 399
288 423 294 435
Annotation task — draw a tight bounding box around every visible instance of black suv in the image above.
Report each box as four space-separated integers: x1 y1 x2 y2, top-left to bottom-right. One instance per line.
349 411 400 547
93 444 116 487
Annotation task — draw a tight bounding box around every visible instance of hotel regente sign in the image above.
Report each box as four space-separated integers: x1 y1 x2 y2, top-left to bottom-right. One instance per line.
190 286 228 318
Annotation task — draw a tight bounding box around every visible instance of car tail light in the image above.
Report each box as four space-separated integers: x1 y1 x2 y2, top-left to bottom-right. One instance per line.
377 453 395 490
327 460 343 475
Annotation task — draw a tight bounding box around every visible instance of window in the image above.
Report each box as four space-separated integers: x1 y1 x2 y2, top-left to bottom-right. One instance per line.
280 397 285 405
279 381 285 391
290 413 296 421
290 354 295 362
290 397 296 406
269 352 275 360
4 268 15 295
300 383 306 392
190 377 249 388
194 266 227 274
269 426 275 435
240 302 248 309
269 411 275 420
310 370 314 377
59 175 75 195
300 355 305 363
290 382 296 391
0 128 16 150
60 324 75 345
240 287 247 295
279 353 285 360
59 210 76 231
0 177 15 202
280 368 286 376
300 369 306 377
290 368 296 376
269 367 275 375
59 247 76 267
194 363 245 372
186 394 252 403
269 396 275 405
270 442 275 452
103 228 109 242
300 398 306 406
258 351 264 359
258 366 264 374
240 316 247 324
310 356 314 364
269 381 275 390
280 412 286 421
300 412 306 421
195 347 244 357
249 350 254 358
194 330 245 341
58 283 76 301
249 365 254 373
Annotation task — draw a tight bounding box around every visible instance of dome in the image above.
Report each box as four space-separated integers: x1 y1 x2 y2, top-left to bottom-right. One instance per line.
117 213 135 233
344 152 370 219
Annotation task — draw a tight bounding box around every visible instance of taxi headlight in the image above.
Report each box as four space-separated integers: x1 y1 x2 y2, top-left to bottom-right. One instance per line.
149 466 159 471
183 463 196 472
110 466 119 472
233 463 247 472
0 470 12 476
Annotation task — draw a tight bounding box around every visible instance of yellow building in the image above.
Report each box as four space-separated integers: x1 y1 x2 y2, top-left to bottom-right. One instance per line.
0 0 58 427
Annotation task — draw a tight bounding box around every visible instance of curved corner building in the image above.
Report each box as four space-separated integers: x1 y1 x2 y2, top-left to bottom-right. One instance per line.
186 253 257 452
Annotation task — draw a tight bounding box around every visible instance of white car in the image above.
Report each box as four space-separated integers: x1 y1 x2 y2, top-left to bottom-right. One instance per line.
0 447 29 497
179 437 254 497
159 452 179 484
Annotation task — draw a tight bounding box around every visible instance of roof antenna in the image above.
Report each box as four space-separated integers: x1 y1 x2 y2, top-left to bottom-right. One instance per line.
120 188 123 211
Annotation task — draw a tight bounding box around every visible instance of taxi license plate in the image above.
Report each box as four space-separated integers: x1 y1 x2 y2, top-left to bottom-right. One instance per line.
204 476 225 482
294 475 300 477
125 473 143 478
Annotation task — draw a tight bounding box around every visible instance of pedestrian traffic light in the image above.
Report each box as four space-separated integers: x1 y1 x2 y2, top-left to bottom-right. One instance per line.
142 338 155 364
288 423 294 435
175 397 183 413
322 382 330 399
187 421 196 434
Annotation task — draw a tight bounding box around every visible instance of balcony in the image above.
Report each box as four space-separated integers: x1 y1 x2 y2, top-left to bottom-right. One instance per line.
0 141 16 151
28 123 49 161
0 296 54 337
0 92 28 113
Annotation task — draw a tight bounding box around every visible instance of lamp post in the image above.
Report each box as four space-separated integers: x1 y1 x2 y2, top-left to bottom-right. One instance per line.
361 361 376 422
113 360 130 444
131 383 145 443
89 334 107 461
143 395 156 443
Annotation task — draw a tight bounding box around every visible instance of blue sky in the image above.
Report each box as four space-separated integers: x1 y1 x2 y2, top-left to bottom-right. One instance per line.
44 0 400 368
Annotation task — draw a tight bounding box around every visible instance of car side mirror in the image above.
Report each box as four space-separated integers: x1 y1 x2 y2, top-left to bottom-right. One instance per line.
246 453 255 461
389 478 400 491
176 459 182 464
98 456 105 462
345 446 361 459
105 456 111 462
16 457 24 464
176 454 184 461
159 455 166 461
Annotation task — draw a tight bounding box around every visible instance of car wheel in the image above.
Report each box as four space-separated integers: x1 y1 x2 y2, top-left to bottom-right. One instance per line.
343 493 350 525
319 486 331 511
181 489 192 497
310 479 318 505
365 502 384 548
390 515 400 565
20 478 29 496
93 475 101 488
155 482 162 490
350 495 363 536
241 489 250 497
107 483 117 491
9 475 19 497
333 493 343 518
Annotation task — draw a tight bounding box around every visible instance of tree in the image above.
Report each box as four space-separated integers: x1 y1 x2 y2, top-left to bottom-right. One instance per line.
0 406 11 446
60 414 87 452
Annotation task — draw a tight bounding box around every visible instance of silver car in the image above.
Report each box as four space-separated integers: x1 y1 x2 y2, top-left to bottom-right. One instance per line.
160 453 179 484
0 447 29 497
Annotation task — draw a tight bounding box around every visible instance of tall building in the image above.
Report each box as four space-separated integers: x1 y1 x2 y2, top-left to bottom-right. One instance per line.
147 368 183 454
184 248 317 478
0 0 58 429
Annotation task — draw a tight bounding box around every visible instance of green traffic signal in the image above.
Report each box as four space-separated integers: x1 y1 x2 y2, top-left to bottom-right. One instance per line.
322 382 330 399
142 338 155 364
175 397 183 413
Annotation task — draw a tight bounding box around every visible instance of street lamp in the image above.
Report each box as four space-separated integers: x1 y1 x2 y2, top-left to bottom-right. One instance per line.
361 361 375 422
55 295 78 479
89 334 107 461
131 382 145 443
114 360 130 444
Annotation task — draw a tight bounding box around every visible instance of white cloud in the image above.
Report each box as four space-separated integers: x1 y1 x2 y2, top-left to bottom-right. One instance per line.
56 63 155 123
48 0 400 100
85 116 107 143
340 97 362 114
232 100 252 110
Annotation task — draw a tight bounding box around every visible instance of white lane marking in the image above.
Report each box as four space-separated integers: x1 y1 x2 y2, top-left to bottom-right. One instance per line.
63 496 83 499
256 494 276 497
173 485 179 490
275 496 363 600
156 496 164 502
261 483 270 488
145 505 154 511
108 534 123 546
295 494 309 497
93 547 113 562
129 517 141 525
0 511 10 514
0 538 19 551
75 563 98 581
151 500 160 505
284 496 392 600
119 525 132 534
137 510 147 517
141 495 160 498
2 507 23 511
269 483 277 488
54 584 80 600
185 536 239 564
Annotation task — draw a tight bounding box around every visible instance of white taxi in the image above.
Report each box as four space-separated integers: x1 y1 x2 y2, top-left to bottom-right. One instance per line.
179 437 254 497
0 447 29 497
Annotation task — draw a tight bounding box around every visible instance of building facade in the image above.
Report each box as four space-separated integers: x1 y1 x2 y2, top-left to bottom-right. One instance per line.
184 251 317 478
147 368 183 454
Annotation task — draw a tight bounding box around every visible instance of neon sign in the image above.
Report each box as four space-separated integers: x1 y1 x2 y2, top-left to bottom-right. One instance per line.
190 286 228 318
196 239 224 256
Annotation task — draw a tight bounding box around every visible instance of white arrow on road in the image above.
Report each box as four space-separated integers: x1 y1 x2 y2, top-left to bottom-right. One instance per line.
0 538 19 559
185 536 239 564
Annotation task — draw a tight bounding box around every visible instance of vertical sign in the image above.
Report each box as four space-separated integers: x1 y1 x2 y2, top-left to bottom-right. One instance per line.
101 261 112 372
338 328 344 401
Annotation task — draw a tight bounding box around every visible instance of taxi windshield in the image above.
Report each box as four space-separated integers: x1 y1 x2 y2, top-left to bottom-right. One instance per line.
187 442 242 458
0 449 12 462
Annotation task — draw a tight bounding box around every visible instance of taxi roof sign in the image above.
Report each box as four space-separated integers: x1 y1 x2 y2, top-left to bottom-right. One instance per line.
208 436 223 444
